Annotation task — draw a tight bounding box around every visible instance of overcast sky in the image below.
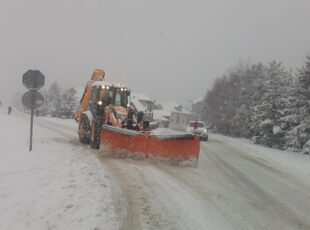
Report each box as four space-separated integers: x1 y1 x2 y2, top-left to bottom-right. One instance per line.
0 0 310 104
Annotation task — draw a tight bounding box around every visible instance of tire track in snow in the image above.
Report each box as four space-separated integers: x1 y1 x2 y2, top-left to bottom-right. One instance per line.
99 159 142 230
99 159 178 230
153 163 237 229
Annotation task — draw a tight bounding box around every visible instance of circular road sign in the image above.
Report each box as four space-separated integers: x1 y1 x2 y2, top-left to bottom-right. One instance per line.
22 70 45 90
22 90 44 109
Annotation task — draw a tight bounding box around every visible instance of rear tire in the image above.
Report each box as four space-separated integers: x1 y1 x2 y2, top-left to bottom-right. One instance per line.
79 115 91 144
90 120 101 149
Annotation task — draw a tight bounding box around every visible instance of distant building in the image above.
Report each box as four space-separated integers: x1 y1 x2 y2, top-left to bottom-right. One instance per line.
153 101 193 130
169 105 193 130
152 102 172 128
130 93 161 123
130 93 159 113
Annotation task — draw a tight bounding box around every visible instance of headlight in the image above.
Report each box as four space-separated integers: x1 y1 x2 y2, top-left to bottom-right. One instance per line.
204 129 207 133
97 101 103 105
102 85 110 90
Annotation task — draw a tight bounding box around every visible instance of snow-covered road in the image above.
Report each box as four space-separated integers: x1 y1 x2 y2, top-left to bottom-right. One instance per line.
1 109 310 230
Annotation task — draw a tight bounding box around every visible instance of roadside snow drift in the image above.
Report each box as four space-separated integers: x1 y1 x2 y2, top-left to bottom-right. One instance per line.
0 108 118 230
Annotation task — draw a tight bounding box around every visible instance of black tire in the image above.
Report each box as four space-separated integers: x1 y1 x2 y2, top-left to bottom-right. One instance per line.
79 115 91 144
90 120 101 149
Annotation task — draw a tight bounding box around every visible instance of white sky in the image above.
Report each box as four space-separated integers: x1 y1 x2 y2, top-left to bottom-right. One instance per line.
0 0 310 104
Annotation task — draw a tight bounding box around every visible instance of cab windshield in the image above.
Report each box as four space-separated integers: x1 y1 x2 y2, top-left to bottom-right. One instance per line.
99 87 129 108
114 88 129 107
114 89 122 106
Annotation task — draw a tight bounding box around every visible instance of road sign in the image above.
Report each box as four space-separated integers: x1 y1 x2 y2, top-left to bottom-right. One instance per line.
22 70 45 90
22 90 44 109
22 69 45 152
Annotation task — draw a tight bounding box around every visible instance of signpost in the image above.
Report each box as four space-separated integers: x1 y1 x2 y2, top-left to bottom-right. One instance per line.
22 70 45 151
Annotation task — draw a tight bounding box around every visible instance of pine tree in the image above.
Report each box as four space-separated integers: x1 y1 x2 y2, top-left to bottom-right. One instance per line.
47 82 62 114
62 87 78 114
295 56 310 154
201 58 310 154
297 56 310 91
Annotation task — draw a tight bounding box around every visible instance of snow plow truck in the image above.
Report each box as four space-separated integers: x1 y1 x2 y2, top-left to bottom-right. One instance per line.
76 69 200 162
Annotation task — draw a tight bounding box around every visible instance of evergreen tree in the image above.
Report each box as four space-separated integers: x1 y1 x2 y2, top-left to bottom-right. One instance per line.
295 56 310 154
200 57 310 154
297 56 310 91
47 82 62 114
62 87 78 114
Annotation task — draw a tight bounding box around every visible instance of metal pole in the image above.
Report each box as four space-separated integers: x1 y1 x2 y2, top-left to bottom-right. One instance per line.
29 91 35 152
30 108 34 152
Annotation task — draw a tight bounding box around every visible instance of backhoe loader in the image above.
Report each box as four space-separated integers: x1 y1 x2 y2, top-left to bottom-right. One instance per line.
76 69 200 162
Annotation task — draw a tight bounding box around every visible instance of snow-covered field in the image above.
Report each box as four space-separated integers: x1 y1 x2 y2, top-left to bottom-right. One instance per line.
0 108 118 230
1 107 310 230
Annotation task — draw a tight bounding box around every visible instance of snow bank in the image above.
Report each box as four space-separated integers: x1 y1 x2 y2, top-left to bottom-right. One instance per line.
0 108 118 230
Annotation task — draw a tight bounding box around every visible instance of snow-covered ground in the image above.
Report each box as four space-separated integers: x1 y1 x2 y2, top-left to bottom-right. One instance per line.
0 108 118 230
1 107 310 230
212 134 310 182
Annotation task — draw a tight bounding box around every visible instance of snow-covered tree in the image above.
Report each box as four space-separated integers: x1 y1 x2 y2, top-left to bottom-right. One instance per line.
297 56 310 91
201 59 310 154
62 87 78 113
294 56 310 154
47 82 62 114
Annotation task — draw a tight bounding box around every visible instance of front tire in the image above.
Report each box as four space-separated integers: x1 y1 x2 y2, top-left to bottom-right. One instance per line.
90 120 101 149
79 115 91 144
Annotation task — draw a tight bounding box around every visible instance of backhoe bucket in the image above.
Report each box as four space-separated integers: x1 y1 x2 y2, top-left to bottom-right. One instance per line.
100 125 200 161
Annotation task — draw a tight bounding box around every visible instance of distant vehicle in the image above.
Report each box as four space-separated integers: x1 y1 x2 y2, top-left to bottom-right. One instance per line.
51 100 74 119
187 121 208 141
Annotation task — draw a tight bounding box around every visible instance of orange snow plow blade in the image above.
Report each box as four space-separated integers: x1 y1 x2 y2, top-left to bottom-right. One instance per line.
100 125 200 161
